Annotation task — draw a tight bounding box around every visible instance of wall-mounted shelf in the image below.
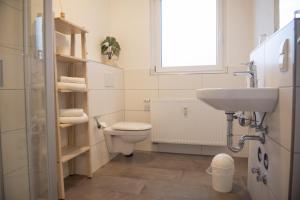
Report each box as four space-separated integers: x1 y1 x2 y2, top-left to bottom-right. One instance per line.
55 17 88 35
54 17 92 199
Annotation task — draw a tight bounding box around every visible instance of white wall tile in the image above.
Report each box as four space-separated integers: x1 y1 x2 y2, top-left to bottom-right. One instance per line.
202 73 247 88
4 167 30 200
158 74 202 90
261 136 291 200
125 110 150 123
0 2 23 50
124 69 158 89
266 87 293 151
125 90 158 111
91 140 111 172
0 90 25 132
1 129 27 175
90 111 124 145
88 61 123 90
264 22 294 88
0 0 23 10
89 90 124 116
158 90 197 99
0 47 24 89
226 0 254 66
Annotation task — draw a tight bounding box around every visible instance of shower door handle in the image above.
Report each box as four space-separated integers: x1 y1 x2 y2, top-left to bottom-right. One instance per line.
0 59 3 87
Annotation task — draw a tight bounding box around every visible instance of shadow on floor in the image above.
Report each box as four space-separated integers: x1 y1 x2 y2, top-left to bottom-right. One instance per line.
65 151 251 200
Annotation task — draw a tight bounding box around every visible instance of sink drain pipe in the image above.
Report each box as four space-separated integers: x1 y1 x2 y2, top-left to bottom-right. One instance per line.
226 112 265 153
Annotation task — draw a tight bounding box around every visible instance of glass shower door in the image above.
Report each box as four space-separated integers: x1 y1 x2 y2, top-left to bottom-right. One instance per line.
0 0 56 199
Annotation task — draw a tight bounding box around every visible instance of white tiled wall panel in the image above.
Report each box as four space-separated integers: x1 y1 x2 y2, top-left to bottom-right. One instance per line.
88 61 124 90
0 0 23 10
0 1 23 50
266 87 293 151
248 20 297 200
125 90 158 111
0 47 24 89
1 129 27 175
87 61 124 172
0 90 26 132
89 90 124 116
4 166 30 200
124 69 158 89
264 21 295 88
158 74 203 90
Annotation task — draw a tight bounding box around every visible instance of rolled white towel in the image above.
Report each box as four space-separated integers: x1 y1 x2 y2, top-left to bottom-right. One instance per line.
59 113 88 124
57 82 87 92
60 76 85 84
60 109 84 117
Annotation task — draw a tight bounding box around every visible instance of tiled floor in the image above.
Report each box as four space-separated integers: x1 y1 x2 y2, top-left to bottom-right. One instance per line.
65 151 251 200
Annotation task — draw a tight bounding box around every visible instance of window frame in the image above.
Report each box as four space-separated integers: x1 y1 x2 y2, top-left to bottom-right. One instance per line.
150 0 226 73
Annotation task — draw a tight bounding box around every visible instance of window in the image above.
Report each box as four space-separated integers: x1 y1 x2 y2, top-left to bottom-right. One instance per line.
279 0 300 28
151 0 224 73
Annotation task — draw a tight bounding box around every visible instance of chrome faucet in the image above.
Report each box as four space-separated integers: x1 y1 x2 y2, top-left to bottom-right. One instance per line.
233 61 257 88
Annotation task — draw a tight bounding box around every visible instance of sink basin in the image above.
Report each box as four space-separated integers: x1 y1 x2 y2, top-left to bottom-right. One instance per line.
196 88 278 112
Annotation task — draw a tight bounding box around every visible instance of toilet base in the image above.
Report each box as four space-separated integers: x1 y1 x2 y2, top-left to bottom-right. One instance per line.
124 153 134 157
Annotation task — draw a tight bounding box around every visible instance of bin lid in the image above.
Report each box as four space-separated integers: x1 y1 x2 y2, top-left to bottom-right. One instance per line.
211 153 234 169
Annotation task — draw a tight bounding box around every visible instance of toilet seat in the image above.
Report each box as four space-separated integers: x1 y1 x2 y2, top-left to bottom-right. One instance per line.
111 122 152 131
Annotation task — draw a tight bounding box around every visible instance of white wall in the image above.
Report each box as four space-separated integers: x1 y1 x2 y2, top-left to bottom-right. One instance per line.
248 22 295 200
87 61 124 172
54 0 110 62
0 1 30 200
253 0 278 45
108 0 254 157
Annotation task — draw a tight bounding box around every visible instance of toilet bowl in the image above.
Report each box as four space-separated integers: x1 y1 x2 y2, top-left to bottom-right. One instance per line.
104 122 152 155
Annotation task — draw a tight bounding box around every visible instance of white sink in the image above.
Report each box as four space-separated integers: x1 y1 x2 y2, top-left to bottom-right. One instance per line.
196 88 278 112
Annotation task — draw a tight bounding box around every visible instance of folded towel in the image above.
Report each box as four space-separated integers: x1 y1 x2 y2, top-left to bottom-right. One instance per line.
60 76 86 84
59 113 88 124
57 82 87 92
60 109 84 117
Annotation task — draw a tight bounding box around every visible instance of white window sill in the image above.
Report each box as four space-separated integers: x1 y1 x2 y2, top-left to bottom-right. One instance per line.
151 66 228 75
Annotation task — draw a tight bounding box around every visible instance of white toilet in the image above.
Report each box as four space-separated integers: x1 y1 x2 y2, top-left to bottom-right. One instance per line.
104 121 152 156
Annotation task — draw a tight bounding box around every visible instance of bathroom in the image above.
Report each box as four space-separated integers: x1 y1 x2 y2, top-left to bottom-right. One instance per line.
1 0 300 199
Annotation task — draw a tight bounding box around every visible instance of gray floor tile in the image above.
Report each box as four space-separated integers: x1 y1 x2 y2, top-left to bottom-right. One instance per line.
65 151 250 200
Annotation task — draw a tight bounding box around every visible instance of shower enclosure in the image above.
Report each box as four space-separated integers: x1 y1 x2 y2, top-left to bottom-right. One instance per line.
0 0 57 199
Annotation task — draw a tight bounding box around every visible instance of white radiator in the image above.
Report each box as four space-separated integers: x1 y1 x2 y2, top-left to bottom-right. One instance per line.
151 99 226 146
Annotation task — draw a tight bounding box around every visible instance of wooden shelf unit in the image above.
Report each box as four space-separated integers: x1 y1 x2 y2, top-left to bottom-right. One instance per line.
54 17 92 199
55 17 88 35
56 54 87 63
61 146 90 163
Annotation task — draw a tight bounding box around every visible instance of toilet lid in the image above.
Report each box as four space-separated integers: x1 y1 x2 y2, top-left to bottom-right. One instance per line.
111 122 152 131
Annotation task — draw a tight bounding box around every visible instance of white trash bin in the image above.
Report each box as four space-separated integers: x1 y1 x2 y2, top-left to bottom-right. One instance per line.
207 153 235 193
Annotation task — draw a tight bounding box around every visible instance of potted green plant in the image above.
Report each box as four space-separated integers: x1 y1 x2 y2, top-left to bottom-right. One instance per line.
101 36 121 66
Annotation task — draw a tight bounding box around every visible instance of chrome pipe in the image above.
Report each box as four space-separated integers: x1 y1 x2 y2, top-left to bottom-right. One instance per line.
226 113 243 152
226 112 265 153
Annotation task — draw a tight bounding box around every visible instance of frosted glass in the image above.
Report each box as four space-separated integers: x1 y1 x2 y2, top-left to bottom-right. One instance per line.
162 0 217 67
